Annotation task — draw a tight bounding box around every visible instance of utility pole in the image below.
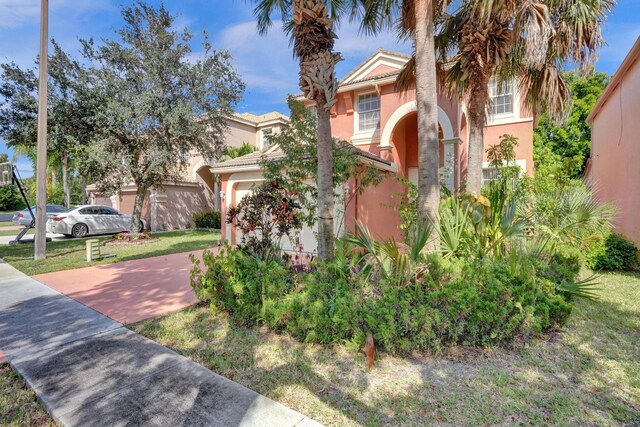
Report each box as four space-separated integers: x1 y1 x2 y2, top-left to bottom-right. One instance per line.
34 0 48 260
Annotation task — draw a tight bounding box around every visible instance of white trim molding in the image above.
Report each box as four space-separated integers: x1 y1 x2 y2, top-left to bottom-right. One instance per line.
379 100 455 148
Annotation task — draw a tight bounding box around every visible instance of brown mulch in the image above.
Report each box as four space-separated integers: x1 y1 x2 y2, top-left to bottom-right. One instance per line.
104 238 160 246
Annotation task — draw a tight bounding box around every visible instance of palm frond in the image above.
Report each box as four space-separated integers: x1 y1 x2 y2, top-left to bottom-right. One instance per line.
556 274 601 301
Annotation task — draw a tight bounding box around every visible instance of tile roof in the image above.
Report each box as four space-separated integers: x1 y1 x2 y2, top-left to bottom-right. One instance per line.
232 111 289 125
211 144 391 171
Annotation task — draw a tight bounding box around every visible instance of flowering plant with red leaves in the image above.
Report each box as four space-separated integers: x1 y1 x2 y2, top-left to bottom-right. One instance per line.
227 179 303 258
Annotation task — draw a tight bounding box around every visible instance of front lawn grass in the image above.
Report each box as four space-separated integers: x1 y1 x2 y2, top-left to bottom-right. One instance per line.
132 272 640 426
0 363 54 426
0 230 220 276
0 221 14 228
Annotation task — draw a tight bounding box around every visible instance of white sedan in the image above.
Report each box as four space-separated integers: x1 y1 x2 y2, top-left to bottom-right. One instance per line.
46 205 146 238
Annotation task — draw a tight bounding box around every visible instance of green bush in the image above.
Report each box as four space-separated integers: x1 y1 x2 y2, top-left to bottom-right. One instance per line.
192 211 221 229
586 233 638 271
0 186 24 211
190 244 576 354
190 245 292 325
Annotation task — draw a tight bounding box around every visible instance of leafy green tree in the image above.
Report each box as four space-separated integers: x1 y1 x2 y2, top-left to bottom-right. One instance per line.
260 98 383 231
0 40 103 208
534 71 610 178
83 3 244 236
0 153 8 163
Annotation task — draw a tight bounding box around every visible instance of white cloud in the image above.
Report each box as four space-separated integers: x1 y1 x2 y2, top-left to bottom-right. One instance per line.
0 0 39 29
0 0 114 29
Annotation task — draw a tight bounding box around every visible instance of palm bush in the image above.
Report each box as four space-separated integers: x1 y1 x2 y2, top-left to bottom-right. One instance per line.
438 179 526 260
528 182 615 252
346 221 433 288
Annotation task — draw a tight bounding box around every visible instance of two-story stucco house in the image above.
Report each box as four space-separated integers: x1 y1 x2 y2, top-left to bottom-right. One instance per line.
88 111 288 231
587 36 640 247
214 49 535 252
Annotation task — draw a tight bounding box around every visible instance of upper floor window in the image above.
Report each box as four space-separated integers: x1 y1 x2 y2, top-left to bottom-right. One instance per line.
357 93 380 132
489 80 513 116
260 128 273 149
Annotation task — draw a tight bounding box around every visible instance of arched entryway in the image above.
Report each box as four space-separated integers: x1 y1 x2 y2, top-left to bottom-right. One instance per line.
195 165 218 211
381 101 459 191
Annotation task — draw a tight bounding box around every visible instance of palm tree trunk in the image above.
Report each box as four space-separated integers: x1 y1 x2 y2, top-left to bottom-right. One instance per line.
316 97 334 260
414 0 440 250
292 0 340 261
61 153 70 208
466 99 487 194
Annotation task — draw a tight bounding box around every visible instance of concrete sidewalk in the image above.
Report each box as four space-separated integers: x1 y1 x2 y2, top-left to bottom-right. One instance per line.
0 260 321 426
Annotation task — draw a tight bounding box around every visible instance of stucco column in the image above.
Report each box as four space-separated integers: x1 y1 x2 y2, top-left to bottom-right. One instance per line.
149 189 168 232
110 194 119 210
442 138 462 192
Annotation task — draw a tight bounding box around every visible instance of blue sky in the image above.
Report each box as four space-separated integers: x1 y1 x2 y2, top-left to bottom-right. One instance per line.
1 0 639 176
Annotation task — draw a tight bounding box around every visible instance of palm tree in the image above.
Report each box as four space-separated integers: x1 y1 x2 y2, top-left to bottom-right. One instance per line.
435 0 614 193
253 0 345 260
516 0 615 126
359 0 450 250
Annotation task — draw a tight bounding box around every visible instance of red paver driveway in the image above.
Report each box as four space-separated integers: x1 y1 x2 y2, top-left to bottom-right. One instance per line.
33 249 215 324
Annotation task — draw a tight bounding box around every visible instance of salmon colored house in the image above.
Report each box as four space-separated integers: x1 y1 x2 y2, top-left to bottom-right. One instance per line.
214 49 535 252
588 37 640 247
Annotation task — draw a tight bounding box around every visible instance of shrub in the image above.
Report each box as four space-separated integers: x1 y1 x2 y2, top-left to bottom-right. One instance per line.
190 245 292 325
227 179 303 258
190 241 577 354
586 233 638 271
0 186 24 211
193 211 221 229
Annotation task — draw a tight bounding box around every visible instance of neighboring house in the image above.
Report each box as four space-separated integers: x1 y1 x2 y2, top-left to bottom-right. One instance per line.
214 49 534 251
87 112 288 231
587 36 640 247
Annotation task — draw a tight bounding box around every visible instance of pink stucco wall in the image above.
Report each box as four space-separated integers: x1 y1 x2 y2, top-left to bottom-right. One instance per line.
344 174 405 242
483 121 534 175
590 51 640 246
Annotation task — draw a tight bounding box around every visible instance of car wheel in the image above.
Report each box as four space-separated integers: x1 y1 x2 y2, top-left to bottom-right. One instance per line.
71 223 89 238
138 221 144 232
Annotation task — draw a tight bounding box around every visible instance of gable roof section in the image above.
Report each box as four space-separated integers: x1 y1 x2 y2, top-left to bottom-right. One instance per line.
588 36 640 123
211 144 394 174
340 48 410 85
230 111 289 127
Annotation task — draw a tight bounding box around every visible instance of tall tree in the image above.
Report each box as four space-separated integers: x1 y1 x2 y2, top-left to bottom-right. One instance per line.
435 0 614 193
358 0 449 250
534 70 610 178
0 40 99 208
83 2 244 236
254 0 344 260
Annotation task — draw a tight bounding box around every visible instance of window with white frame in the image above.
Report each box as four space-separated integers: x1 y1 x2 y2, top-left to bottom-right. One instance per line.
357 93 380 132
489 80 513 115
482 167 501 186
260 128 273 149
